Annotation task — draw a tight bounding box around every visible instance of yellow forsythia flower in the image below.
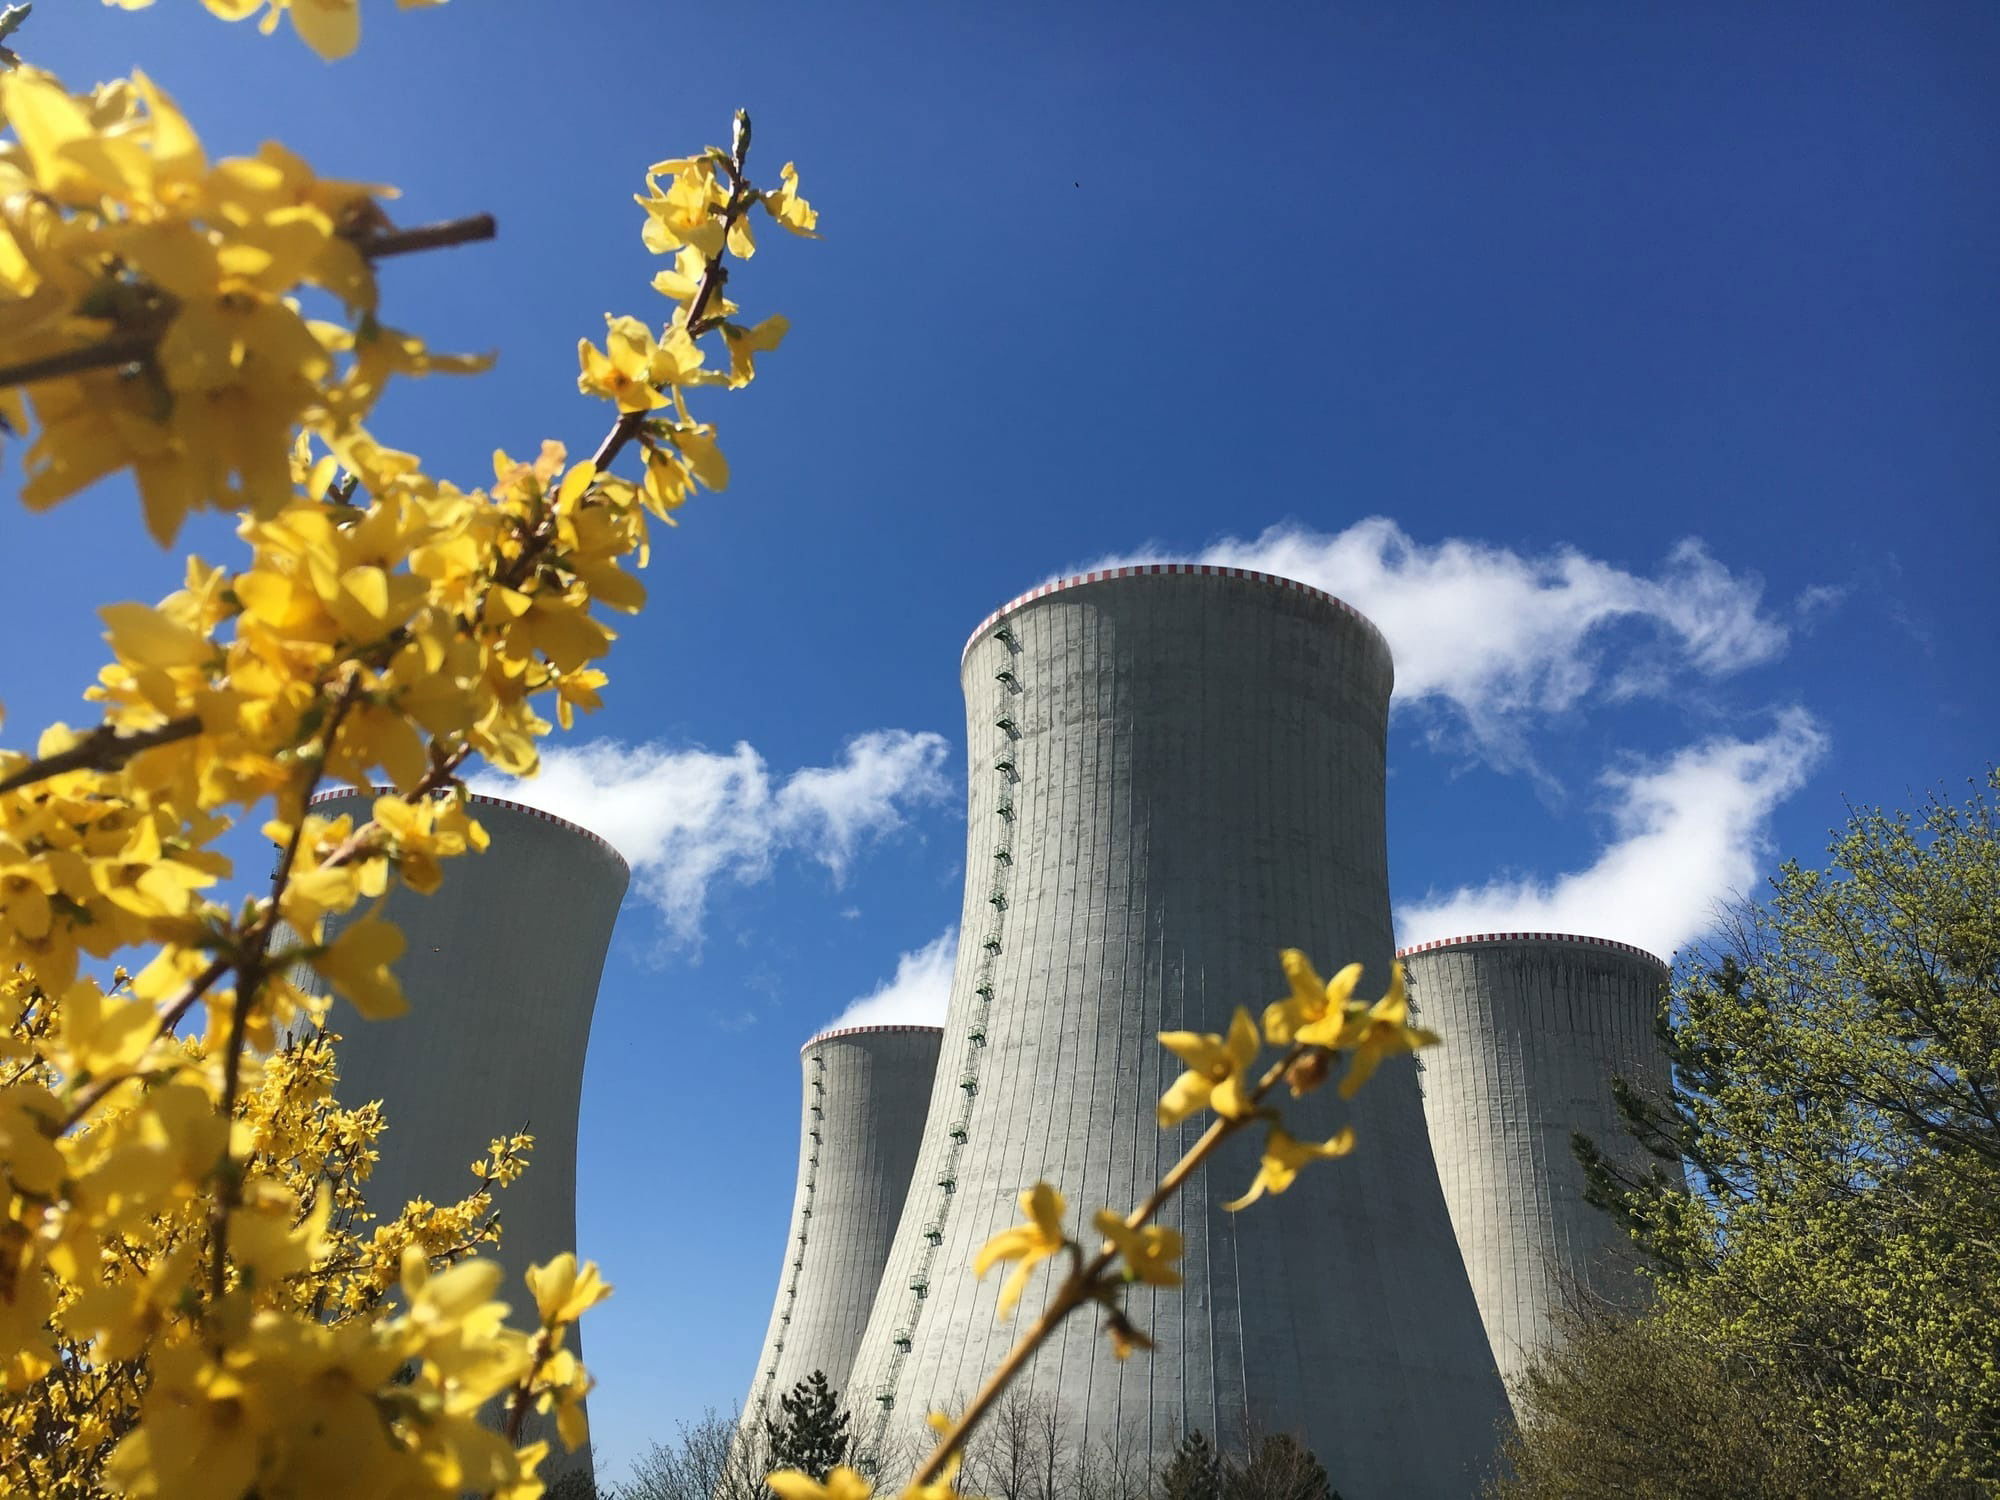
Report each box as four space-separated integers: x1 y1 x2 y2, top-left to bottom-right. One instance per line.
1262 950 1364 1046
973 1181 1069 1319
1155 1006 1260 1125
308 914 406 1019
1092 1210 1183 1287
1336 963 1439 1099
767 1467 875 1500
526 1252 613 1328
1224 1124 1357 1212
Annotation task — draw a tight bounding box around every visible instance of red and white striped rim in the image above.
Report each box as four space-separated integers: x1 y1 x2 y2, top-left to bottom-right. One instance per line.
1396 931 1668 969
307 785 629 873
802 1022 946 1053
961 563 1388 663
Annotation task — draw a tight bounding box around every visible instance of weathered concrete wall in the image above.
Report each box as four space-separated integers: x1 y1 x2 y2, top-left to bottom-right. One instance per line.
742 1025 944 1420
844 565 1511 1498
1401 933 1673 1406
304 788 628 1488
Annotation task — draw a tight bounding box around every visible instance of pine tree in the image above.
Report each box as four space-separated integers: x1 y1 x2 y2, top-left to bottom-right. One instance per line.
1158 1430 1224 1500
1225 1434 1336 1500
761 1371 852 1487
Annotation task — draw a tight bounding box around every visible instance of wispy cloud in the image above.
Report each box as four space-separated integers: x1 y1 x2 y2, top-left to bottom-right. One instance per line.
1397 708 1828 959
469 730 951 944
1093 520 1791 766
825 930 957 1030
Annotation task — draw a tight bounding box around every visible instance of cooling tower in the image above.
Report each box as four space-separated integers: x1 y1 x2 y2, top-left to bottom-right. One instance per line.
1400 933 1673 1404
844 565 1510 1498
303 787 628 1487
742 1025 945 1420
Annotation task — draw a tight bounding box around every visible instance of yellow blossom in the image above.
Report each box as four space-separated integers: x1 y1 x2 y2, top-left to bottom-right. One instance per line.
1224 1124 1358 1211
1336 963 1438 1098
761 162 820 237
1156 1006 1261 1125
308 914 406 1019
525 1252 613 1328
767 1467 874 1500
1092 1210 1183 1287
1262 949 1364 1047
972 1181 1069 1319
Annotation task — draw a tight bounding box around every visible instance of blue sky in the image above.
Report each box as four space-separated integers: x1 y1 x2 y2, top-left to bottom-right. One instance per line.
6 0 1997 1480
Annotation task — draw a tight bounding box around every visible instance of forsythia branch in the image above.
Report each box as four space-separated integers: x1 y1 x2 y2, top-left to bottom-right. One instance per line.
0 715 203 796
0 212 497 393
361 212 499 260
589 138 755 474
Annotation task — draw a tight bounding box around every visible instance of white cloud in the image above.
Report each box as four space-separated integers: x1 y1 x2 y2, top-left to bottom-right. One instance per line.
1397 708 1828 959
469 730 951 943
826 930 957 1030
1094 520 1790 765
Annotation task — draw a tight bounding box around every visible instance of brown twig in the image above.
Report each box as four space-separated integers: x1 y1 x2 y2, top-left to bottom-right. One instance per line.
0 335 156 392
0 212 495 393
358 213 497 260
0 715 204 798
502 1328 555 1446
206 674 364 1309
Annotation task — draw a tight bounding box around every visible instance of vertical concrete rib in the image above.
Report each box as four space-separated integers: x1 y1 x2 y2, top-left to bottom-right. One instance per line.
743 1025 945 1416
844 565 1510 1498
1400 933 1673 1406
302 788 628 1489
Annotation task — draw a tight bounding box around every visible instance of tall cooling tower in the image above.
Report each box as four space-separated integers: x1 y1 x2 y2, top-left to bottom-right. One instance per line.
742 1024 945 1419
303 788 628 1485
844 566 1510 1498
1400 933 1673 1403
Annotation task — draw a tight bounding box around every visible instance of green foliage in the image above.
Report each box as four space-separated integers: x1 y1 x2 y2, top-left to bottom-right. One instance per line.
1491 1301 1866 1498
762 1371 852 1488
1525 772 2000 1497
1159 1430 1224 1500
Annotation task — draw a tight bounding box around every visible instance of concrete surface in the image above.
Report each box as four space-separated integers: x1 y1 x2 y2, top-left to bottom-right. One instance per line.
742 1025 945 1422
843 566 1511 1498
1402 933 1674 1407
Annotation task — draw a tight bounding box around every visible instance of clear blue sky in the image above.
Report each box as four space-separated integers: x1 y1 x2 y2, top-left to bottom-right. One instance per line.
6 0 1997 1480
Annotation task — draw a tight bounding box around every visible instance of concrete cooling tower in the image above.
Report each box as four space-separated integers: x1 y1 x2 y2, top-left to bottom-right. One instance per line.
844 565 1511 1498
1400 933 1673 1404
303 788 628 1487
742 1025 945 1418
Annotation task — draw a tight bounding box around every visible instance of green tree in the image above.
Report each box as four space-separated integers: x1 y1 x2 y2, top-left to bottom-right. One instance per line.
1507 772 2000 1497
762 1372 852 1489
1158 1431 1224 1500
1492 1300 1864 1498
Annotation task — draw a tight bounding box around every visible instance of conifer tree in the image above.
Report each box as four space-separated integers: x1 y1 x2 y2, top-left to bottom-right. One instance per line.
762 1371 852 1487
1159 1430 1224 1500
1226 1434 1336 1500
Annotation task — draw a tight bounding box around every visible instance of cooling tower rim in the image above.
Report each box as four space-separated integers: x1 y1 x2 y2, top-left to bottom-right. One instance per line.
961 563 1390 664
307 785 630 875
1397 930 1668 970
801 1022 947 1053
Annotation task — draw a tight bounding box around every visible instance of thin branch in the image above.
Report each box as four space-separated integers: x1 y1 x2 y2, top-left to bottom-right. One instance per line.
0 715 203 798
207 674 363 1309
359 213 497 260
502 1328 556 1447
0 335 154 391
0 212 494 393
